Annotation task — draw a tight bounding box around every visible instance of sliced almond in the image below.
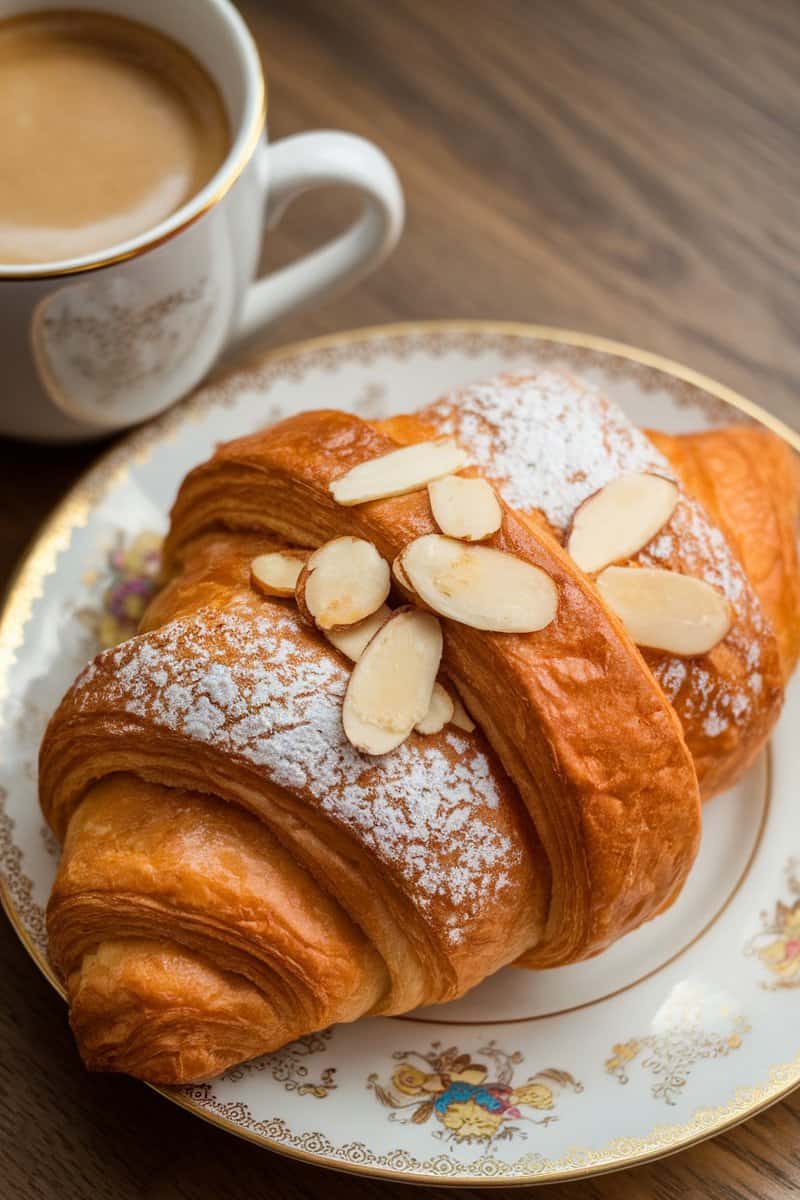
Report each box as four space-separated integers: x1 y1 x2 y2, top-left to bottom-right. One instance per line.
330 439 471 506
567 473 679 574
343 608 443 754
450 693 476 732
250 550 309 597
415 682 455 734
392 554 414 594
296 536 390 631
597 566 732 655
398 535 558 633
428 475 503 542
325 604 391 662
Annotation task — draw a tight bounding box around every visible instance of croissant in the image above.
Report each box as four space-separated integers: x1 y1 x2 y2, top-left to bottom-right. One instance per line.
379 374 792 798
39 370 800 1084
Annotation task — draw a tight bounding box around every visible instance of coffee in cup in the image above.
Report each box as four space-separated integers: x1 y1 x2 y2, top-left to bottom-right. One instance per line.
0 10 230 265
0 0 403 440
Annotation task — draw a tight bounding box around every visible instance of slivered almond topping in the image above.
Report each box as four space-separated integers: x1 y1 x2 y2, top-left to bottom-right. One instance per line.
428 474 502 541
330 439 471 506
450 693 476 732
567 473 679 574
392 554 414 594
296 537 390 630
325 605 391 661
597 566 732 655
343 607 443 754
415 682 455 734
398 535 558 633
250 551 309 597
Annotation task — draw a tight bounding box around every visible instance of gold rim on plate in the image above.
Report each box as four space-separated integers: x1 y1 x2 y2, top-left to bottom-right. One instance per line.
1 320 799 1186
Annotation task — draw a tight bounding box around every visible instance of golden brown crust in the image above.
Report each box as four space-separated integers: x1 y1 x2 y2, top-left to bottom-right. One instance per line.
67 938 289 1084
42 373 795 1085
381 376 784 800
41 538 548 1081
649 427 800 682
163 407 701 965
53 776 386 1081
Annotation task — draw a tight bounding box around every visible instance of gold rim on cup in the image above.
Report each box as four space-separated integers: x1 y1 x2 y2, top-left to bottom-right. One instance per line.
0 6 267 282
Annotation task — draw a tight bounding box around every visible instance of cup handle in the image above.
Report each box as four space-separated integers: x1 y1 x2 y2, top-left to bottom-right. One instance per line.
231 131 404 346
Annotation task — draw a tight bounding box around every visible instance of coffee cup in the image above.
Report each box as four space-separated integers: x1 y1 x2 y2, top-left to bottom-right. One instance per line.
0 0 404 440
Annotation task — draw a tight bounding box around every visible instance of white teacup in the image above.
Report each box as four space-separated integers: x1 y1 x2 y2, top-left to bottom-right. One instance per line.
0 0 404 440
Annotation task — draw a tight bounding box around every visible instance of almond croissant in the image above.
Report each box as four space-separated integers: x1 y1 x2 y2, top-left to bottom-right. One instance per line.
40 371 799 1083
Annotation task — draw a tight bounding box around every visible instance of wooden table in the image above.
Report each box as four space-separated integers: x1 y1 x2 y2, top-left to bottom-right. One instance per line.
2 1 799 1195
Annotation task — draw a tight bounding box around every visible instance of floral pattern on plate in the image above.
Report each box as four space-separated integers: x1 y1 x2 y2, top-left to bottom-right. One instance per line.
745 859 800 989
605 1013 751 1105
78 530 162 648
222 1030 337 1098
368 1041 582 1144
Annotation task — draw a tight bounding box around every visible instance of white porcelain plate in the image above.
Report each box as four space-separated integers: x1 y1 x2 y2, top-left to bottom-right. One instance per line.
2 322 800 1187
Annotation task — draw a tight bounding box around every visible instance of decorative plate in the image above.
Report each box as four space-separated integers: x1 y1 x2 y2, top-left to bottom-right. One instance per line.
2 321 799 1187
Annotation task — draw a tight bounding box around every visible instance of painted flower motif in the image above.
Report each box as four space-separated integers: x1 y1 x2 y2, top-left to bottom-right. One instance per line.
369 1042 581 1146
745 861 800 991
605 1012 750 1104
393 1064 438 1095
439 1098 503 1140
604 1040 641 1079
757 904 800 981
450 1064 490 1087
509 1081 554 1110
80 531 163 649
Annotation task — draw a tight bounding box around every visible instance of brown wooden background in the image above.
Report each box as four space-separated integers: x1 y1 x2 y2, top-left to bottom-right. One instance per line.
2 1 799 1196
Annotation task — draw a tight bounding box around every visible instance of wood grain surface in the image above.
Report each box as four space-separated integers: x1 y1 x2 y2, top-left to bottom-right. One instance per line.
2 1 799 1196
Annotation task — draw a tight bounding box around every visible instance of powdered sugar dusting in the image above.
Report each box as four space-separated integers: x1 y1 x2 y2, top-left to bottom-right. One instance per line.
659 659 687 702
74 602 517 943
641 493 765 738
428 371 768 738
429 371 669 529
